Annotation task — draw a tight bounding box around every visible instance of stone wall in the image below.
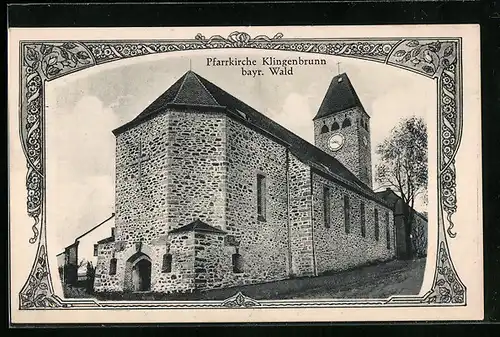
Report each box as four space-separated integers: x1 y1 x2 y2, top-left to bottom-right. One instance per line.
287 154 315 277
96 108 229 294
114 109 227 244
152 232 195 293
94 104 397 295
222 117 290 287
312 173 395 274
193 231 233 290
93 242 121 292
165 110 228 232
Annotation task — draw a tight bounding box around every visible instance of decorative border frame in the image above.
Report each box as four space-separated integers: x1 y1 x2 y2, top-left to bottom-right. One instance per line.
17 31 466 310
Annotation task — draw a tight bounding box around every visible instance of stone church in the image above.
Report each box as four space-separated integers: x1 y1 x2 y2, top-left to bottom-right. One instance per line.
93 70 399 295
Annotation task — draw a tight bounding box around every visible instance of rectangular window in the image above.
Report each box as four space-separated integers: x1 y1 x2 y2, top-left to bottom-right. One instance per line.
162 253 172 273
374 209 380 241
360 202 366 237
344 195 350 234
109 258 117 275
323 186 331 228
257 174 266 221
232 253 243 273
386 211 391 249
111 227 115 238
93 244 98 257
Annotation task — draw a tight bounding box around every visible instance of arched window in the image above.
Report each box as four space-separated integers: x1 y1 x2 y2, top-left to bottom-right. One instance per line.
109 258 117 275
162 253 172 273
331 122 340 131
321 125 329 134
342 118 352 128
232 253 243 273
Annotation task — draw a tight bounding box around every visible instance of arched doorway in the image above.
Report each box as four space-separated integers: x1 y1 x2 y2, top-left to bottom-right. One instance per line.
125 253 152 292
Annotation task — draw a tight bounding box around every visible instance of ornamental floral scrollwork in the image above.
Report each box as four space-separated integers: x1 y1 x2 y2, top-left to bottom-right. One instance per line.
24 42 94 80
388 39 457 78
221 291 261 308
195 31 284 48
424 241 466 304
17 33 466 309
19 245 63 309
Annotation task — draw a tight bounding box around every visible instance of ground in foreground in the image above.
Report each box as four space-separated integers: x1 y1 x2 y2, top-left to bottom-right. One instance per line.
90 258 426 301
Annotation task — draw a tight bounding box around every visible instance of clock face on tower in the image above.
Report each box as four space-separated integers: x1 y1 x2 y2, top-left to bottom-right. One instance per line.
328 133 345 151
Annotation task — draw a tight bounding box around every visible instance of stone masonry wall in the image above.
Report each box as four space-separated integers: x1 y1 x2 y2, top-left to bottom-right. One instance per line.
93 242 121 292
312 173 395 274
193 232 232 291
287 154 315 277
165 111 227 232
95 108 228 294
221 117 290 287
153 232 195 292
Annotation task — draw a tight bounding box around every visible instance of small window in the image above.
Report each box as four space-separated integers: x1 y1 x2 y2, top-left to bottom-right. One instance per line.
374 209 380 241
93 244 98 257
360 202 366 237
111 227 115 237
344 195 350 234
323 186 331 228
386 212 391 249
321 125 329 134
162 253 172 273
331 122 340 131
232 253 243 273
109 258 117 275
342 118 352 128
257 174 266 221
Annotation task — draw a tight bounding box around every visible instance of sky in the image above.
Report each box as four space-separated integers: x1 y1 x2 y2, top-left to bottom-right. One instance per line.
45 49 435 252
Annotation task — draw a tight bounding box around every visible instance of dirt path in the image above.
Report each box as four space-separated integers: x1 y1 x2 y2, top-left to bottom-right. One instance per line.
92 258 427 301
196 258 427 300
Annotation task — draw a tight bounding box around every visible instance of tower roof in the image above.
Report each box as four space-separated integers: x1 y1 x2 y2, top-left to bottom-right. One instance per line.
113 70 381 196
313 73 365 121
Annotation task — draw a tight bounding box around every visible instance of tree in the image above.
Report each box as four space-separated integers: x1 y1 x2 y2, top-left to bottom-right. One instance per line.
375 116 428 259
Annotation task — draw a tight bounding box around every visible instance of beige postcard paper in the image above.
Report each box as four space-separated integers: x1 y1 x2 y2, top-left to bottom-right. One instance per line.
8 25 482 324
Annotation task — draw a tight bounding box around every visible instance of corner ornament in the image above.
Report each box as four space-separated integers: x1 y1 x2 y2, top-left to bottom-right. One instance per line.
19 245 63 309
424 241 466 304
221 291 261 308
387 39 457 78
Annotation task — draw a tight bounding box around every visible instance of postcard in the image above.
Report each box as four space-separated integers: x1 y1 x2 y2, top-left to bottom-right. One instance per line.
8 25 482 323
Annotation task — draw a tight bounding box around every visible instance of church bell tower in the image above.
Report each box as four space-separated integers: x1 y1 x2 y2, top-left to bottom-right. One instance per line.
313 73 372 188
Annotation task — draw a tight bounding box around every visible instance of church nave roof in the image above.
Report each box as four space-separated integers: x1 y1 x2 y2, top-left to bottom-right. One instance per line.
113 71 378 197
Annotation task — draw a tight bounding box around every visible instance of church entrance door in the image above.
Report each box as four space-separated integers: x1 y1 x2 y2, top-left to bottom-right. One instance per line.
125 252 152 292
132 259 151 292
